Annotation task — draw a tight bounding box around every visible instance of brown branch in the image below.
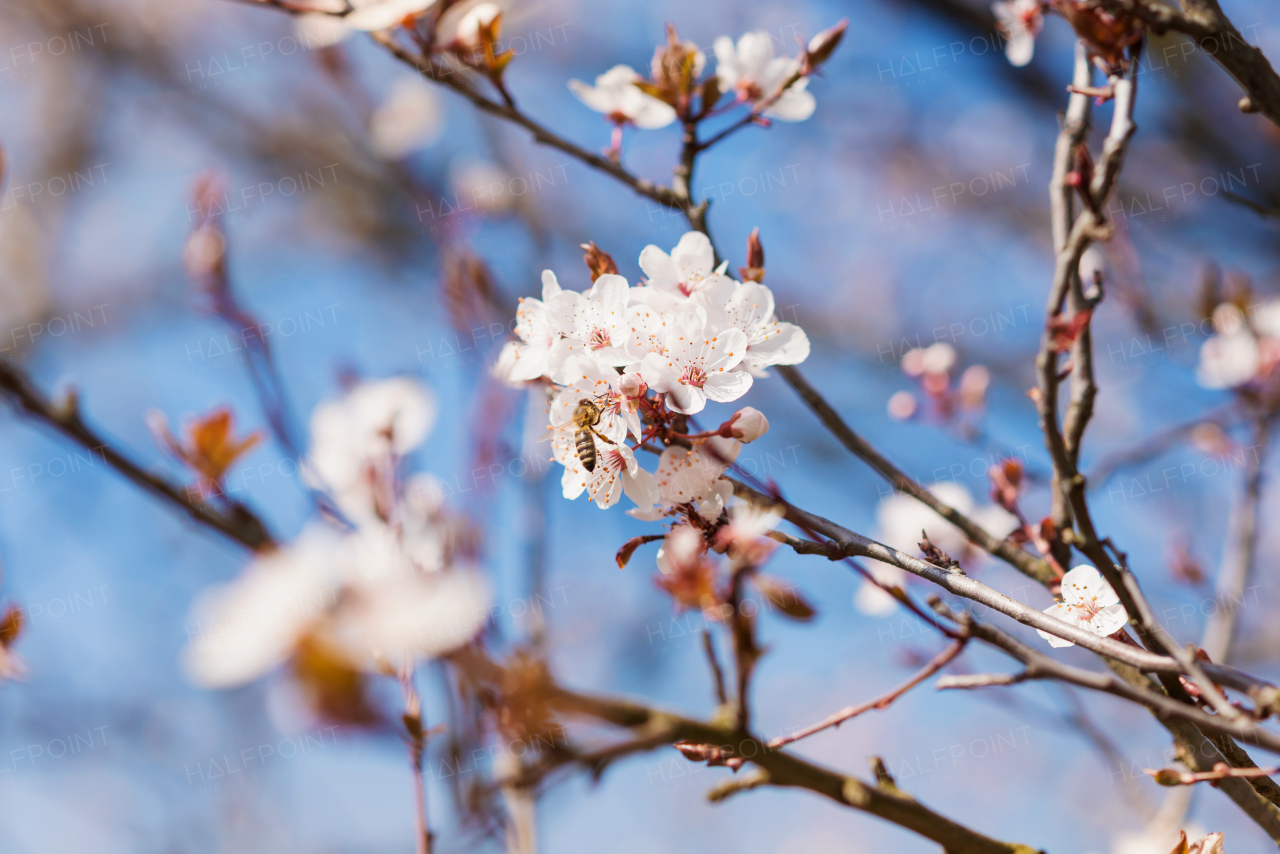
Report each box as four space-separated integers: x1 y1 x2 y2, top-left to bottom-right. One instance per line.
701 629 729 708
1148 762 1280 786
774 365 1055 584
545 686 1041 854
1103 0 1280 129
931 604 1280 838
730 478 1278 701
368 32 689 215
769 639 966 748
0 360 273 551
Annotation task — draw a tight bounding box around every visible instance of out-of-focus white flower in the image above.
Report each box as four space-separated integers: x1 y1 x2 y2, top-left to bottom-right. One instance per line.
305 377 436 520
1036 565 1129 648
494 270 561 385
328 567 489 671
887 390 917 420
876 481 974 559
1185 833 1225 854
295 13 351 48
546 272 636 381
182 526 341 688
656 524 705 576
716 501 783 563
1197 303 1262 389
370 76 444 159
699 280 810 375
449 160 513 215
630 437 739 522
552 428 656 510
568 65 677 129
992 0 1043 67
855 562 906 616
639 232 732 301
713 31 815 121
902 342 956 377
455 1 501 46
548 355 643 442
1111 815 1206 854
640 311 752 414
727 406 769 442
344 0 437 31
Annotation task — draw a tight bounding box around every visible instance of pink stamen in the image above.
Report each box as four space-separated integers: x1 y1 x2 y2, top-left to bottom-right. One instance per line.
679 365 707 388
588 328 612 350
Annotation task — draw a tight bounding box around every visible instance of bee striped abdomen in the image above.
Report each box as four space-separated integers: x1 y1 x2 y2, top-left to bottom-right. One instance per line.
575 429 597 472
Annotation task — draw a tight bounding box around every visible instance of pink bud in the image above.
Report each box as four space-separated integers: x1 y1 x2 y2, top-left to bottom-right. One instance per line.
728 407 769 442
182 225 225 281
620 372 646 399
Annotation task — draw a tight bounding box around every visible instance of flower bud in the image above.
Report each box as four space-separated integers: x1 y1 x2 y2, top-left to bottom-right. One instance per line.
581 241 619 281
738 227 765 283
804 19 847 70
727 407 768 442
620 372 646 399
183 224 226 282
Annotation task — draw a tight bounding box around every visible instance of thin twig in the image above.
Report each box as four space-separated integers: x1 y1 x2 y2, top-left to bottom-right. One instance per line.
770 639 966 748
701 630 729 708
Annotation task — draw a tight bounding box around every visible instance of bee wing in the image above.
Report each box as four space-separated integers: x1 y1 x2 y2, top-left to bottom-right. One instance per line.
536 418 579 443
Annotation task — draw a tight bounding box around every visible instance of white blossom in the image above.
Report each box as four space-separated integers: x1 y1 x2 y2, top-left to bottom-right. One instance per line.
640 311 752 414
548 355 643 443
344 0 437 31
455 2 501 46
638 231 732 301
855 562 906 616
864 484 1018 613
902 342 956 377
326 567 489 671
305 377 437 521
295 13 352 48
992 0 1043 67
629 437 739 522
546 272 636 382
370 76 444 159
875 481 975 559
656 524 705 576
1196 303 1266 390
1035 565 1129 648
568 65 677 129
552 427 657 510
182 526 341 688
698 279 810 374
713 31 815 121
717 501 783 563
493 270 562 384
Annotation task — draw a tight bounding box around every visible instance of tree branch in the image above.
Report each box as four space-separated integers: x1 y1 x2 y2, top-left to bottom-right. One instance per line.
0 360 273 551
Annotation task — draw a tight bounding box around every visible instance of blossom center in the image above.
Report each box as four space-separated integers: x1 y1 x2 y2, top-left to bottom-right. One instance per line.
679 365 707 388
1070 600 1102 622
588 327 612 350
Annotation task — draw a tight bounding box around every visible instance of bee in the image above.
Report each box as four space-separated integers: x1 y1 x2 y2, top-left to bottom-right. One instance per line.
539 396 616 473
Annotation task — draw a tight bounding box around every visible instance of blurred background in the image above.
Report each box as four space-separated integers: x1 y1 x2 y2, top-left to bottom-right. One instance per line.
0 0 1277 850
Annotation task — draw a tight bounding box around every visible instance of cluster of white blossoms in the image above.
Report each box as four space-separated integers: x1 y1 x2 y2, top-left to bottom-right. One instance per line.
184 378 489 688
1195 300 1280 390
494 231 808 515
569 29 819 128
